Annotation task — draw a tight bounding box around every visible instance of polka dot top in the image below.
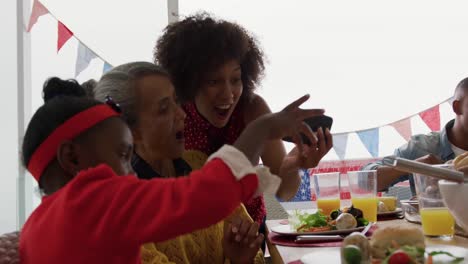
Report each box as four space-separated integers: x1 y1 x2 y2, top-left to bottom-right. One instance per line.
183 102 266 224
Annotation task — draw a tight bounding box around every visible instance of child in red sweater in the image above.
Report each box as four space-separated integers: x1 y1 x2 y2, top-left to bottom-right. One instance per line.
20 77 322 263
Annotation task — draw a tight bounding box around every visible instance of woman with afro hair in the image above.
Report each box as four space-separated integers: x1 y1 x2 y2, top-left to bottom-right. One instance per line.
154 13 333 246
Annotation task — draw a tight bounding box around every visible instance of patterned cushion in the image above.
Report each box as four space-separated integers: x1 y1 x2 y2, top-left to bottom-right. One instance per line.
0 232 19 264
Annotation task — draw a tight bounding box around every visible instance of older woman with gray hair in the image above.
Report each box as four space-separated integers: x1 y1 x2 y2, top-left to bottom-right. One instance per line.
93 62 190 178
93 61 265 263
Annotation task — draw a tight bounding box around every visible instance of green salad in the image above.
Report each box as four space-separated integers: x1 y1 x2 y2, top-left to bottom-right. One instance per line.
289 210 330 232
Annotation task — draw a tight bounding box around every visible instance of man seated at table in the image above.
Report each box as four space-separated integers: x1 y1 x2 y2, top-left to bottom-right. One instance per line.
362 77 468 195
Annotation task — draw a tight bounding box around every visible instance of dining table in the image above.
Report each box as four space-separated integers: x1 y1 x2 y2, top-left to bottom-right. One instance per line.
266 218 468 264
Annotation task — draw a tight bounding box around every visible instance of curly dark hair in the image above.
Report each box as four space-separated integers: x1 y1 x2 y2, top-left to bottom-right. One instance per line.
154 13 265 103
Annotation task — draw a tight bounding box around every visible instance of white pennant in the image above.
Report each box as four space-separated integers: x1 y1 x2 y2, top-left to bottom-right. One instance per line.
75 42 97 77
332 133 348 160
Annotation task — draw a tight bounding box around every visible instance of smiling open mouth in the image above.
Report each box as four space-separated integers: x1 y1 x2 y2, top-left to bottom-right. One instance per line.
214 105 232 118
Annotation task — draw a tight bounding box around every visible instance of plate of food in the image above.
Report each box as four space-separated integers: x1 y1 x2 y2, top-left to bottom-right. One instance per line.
377 196 402 215
302 225 466 264
378 207 403 216
340 225 466 264
271 206 369 236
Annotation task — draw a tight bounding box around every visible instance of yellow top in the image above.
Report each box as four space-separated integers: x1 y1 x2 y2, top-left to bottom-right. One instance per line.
141 205 265 264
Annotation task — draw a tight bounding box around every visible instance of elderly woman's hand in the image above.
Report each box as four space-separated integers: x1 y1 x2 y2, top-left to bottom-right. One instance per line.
223 218 263 264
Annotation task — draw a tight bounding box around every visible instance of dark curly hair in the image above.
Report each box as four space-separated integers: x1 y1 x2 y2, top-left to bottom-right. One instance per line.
154 13 265 103
23 77 101 189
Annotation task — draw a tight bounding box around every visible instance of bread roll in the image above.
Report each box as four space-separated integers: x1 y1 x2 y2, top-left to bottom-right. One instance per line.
454 152 468 169
370 226 425 259
342 232 370 264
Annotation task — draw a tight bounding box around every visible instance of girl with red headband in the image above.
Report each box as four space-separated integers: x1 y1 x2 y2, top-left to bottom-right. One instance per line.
20 77 322 263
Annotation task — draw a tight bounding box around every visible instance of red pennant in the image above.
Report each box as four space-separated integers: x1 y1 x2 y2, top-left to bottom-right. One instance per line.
27 0 49 32
419 105 440 131
57 21 73 52
391 118 412 141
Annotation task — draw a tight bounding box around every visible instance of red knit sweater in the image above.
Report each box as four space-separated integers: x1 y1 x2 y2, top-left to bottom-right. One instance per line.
20 159 258 264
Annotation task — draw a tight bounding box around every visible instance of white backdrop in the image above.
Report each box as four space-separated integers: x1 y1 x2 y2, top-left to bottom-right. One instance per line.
35 0 467 158
39 0 465 132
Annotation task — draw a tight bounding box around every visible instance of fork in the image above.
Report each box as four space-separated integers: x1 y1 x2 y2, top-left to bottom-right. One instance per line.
295 223 374 242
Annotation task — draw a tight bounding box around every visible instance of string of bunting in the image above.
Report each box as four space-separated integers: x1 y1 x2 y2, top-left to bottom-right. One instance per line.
27 0 451 161
331 98 449 160
27 0 113 77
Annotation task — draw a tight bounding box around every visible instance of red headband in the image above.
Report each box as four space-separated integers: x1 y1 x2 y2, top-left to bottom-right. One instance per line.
27 104 119 181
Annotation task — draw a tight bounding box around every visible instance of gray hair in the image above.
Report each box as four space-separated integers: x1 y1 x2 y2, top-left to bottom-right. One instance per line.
81 79 97 98
93 61 169 128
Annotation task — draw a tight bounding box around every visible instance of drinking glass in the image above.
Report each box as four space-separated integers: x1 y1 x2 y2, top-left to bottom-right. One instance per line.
347 170 378 222
312 172 341 217
414 165 455 237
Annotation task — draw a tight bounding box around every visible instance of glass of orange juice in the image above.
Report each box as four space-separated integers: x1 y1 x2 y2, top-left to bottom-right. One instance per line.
347 170 378 222
311 172 341 217
414 166 455 238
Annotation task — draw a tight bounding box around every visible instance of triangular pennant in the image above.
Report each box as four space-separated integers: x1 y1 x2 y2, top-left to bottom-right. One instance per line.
57 21 73 52
390 118 412 141
103 62 113 74
357 128 380 158
75 42 97 77
27 0 49 32
419 105 440 131
447 96 455 105
332 133 348 160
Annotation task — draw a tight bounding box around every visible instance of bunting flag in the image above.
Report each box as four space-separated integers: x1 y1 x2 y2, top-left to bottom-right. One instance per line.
27 0 49 32
419 105 440 131
57 21 73 52
357 128 379 158
27 4 113 80
332 133 348 160
103 62 113 74
390 118 412 141
25 4 451 160
75 42 97 77
447 96 455 105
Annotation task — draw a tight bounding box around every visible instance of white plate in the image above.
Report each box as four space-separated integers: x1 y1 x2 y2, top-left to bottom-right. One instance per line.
426 245 468 264
300 245 468 264
378 207 403 216
301 248 341 263
270 224 364 236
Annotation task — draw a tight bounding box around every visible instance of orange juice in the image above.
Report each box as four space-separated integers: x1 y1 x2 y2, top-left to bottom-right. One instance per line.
378 196 397 211
352 197 378 222
317 198 340 216
420 208 455 236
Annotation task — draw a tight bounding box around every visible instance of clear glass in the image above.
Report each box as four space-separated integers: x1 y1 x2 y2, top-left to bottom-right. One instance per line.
347 170 378 222
311 172 341 217
414 164 455 238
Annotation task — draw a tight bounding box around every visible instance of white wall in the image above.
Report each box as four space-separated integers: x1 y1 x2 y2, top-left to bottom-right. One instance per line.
0 0 20 233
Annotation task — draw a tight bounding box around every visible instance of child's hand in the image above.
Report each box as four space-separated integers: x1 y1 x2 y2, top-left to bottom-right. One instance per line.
223 218 263 264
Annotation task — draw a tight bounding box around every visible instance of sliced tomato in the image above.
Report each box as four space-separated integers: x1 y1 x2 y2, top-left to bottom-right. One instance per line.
305 226 331 232
388 250 411 264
